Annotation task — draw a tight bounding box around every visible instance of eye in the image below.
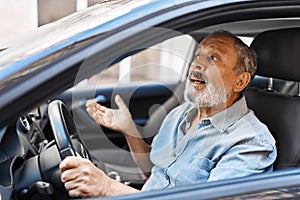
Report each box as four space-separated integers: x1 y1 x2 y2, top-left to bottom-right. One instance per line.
209 54 221 62
210 55 218 61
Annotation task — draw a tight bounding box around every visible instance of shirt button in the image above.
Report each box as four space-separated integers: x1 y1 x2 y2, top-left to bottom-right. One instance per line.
172 153 177 158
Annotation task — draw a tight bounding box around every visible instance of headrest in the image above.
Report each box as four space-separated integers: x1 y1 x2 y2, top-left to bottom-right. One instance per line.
250 28 300 82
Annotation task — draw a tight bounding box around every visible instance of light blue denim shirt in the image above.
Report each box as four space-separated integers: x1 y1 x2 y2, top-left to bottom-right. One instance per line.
142 96 277 191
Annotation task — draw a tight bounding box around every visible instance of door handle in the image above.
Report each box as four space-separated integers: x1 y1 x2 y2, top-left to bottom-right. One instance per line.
81 95 107 106
94 95 107 103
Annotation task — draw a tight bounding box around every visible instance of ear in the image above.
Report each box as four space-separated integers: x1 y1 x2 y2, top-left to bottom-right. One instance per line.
233 72 251 92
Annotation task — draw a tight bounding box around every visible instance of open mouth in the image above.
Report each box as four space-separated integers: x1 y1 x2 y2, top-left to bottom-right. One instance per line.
189 71 206 84
190 77 206 84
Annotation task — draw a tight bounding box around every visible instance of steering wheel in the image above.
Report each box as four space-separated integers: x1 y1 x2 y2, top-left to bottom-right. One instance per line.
48 100 90 160
13 100 92 199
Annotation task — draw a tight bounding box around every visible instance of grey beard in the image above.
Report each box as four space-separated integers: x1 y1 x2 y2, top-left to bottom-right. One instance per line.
184 80 230 108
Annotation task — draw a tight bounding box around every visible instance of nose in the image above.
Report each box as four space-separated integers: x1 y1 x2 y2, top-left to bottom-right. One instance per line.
192 64 202 71
191 59 205 71
191 55 207 71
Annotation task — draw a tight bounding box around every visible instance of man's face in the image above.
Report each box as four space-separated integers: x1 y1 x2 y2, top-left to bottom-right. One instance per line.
184 34 240 108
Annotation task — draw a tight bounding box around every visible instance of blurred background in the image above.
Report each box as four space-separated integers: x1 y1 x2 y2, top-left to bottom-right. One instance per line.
0 0 102 49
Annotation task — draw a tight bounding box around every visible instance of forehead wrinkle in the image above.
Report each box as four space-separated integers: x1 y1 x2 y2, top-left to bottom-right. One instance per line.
197 44 226 56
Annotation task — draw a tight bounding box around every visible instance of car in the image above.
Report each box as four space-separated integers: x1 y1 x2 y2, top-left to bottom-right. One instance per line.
1 0 300 199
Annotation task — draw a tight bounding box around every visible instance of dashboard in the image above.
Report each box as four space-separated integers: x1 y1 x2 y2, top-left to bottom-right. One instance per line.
16 103 57 157
0 103 64 199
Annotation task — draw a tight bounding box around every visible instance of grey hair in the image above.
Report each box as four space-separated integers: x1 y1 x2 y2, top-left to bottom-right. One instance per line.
208 30 257 79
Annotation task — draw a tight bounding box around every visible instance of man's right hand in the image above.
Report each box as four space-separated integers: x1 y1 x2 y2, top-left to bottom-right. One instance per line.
60 156 140 197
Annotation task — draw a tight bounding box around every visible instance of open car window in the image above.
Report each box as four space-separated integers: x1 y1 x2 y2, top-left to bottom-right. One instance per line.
77 34 197 89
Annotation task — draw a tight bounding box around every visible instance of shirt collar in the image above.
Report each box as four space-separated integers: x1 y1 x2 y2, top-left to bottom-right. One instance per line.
183 96 249 133
209 96 249 133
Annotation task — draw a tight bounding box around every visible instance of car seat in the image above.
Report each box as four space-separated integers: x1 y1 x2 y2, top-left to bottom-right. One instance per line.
244 28 300 170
